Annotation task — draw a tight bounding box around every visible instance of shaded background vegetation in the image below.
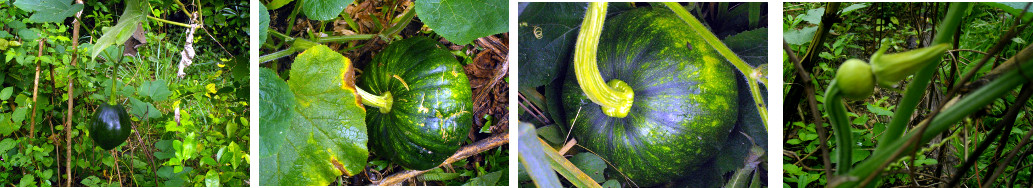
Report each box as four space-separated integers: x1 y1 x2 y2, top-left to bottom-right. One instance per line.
0 0 249 186
783 2 1033 187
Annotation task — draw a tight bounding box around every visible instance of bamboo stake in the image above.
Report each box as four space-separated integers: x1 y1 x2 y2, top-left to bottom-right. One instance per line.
67 0 84 186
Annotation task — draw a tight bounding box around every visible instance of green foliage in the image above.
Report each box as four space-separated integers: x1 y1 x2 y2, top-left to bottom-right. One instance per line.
0 0 250 186
785 2 1033 187
517 2 586 88
13 0 83 23
259 3 269 46
258 68 291 158
260 0 508 185
415 0 508 45
260 45 369 186
87 0 148 59
302 0 352 21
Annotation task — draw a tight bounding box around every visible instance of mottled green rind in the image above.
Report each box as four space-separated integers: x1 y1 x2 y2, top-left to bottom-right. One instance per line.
260 45 369 186
561 8 738 187
91 103 131 150
359 37 473 170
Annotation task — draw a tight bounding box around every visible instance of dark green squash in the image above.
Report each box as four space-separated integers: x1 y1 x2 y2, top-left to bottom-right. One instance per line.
562 8 738 186
359 37 473 170
91 103 132 150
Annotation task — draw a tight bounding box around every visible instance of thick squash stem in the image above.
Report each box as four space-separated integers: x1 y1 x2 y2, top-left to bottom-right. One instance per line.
108 58 120 106
573 2 634 118
824 78 852 175
356 87 393 113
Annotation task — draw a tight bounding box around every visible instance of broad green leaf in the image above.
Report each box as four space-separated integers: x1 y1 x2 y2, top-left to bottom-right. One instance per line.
259 3 270 46
227 142 244 169
569 152 607 183
81 176 102 187
0 87 12 100
175 133 198 161
841 3 869 15
517 2 586 88
128 97 161 119
302 0 352 21
205 170 220 187
535 124 563 146
865 103 894 116
723 28 768 66
0 114 16 136
800 8 825 25
12 106 28 123
137 79 171 102
13 0 83 23
784 26 817 46
266 0 293 10
19 174 36 186
154 140 174 160
259 68 292 158
416 0 507 45
601 180 621 188
260 45 368 186
462 169 507 186
18 28 40 41
89 0 149 59
0 138 16 153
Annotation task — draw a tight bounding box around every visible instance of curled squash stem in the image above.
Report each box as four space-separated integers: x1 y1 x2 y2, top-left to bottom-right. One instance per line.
824 78 852 175
573 2 635 118
356 87 393 113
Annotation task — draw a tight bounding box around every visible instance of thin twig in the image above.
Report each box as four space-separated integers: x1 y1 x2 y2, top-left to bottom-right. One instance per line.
370 133 508 186
517 94 548 124
30 38 45 139
943 2 1031 110
982 86 1033 187
784 40 832 179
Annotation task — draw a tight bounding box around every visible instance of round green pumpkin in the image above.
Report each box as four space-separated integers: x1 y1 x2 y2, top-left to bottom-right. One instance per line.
561 8 738 186
359 37 473 170
91 103 132 150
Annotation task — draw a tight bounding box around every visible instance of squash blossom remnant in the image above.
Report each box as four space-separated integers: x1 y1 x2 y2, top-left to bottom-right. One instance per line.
870 39 951 88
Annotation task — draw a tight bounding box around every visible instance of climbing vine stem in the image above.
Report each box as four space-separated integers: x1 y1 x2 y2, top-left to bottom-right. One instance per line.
663 2 767 129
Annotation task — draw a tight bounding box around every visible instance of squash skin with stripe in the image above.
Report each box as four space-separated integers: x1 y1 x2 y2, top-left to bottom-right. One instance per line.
359 37 473 170
561 8 739 186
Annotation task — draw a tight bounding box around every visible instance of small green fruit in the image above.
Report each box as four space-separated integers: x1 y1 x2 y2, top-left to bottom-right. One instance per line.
836 59 875 99
91 103 132 150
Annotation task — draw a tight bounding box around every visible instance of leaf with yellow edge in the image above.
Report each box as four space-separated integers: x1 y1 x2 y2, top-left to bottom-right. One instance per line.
259 45 368 185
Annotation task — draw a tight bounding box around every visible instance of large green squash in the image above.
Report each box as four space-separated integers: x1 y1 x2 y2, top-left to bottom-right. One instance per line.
91 103 132 150
359 37 474 170
561 8 738 186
